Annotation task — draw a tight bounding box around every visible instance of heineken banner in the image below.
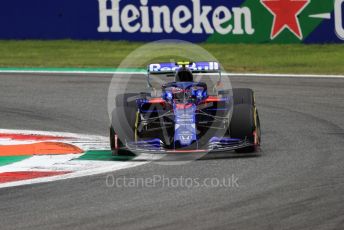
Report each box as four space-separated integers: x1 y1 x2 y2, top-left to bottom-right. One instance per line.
0 0 343 43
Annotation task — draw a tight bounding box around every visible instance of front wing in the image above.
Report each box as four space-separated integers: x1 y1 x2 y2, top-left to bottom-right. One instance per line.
122 137 255 154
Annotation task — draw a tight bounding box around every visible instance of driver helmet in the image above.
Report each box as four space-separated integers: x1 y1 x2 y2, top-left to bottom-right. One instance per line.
175 66 194 82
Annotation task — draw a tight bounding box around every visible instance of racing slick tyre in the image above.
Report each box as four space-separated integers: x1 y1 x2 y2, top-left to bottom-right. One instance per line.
230 105 260 153
110 105 138 156
233 88 254 105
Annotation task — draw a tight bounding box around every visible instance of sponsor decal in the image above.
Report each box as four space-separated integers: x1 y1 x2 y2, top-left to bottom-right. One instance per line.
97 0 344 42
98 0 255 36
174 104 197 146
148 61 219 73
260 0 311 40
0 0 343 43
335 0 344 40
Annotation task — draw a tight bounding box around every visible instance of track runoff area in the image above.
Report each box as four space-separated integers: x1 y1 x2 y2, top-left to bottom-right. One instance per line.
0 68 343 189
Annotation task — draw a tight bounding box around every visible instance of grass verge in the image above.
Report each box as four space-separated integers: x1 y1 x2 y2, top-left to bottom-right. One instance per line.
0 40 343 74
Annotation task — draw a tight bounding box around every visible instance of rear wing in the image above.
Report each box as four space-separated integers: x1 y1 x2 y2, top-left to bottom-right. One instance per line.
146 61 222 88
147 61 221 74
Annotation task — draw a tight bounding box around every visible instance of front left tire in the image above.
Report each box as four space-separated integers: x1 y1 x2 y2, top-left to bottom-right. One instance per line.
110 94 139 156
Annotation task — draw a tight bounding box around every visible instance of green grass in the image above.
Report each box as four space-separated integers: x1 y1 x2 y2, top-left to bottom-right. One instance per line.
0 40 343 74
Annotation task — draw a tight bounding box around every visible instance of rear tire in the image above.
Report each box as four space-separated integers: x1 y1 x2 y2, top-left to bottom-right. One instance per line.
233 88 254 105
115 93 138 110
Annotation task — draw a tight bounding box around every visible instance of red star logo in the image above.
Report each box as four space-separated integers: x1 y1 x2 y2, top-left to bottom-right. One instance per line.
261 0 310 40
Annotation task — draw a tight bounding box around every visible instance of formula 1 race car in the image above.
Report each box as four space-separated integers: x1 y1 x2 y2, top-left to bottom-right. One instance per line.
110 61 261 155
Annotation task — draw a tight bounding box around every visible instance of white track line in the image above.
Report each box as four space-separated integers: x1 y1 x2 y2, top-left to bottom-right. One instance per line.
0 70 343 79
0 70 145 75
0 154 83 173
225 73 344 79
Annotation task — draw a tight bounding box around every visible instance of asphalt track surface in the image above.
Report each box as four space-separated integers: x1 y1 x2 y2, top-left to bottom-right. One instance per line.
0 73 344 230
